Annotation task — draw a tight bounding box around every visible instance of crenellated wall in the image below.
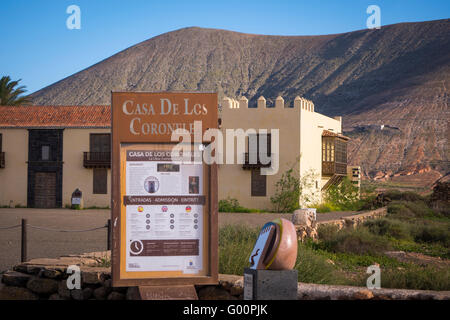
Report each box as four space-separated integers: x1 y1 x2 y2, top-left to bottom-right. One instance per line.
222 95 316 111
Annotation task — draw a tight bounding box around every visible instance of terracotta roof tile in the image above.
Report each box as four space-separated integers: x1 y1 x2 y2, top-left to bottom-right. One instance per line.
0 105 111 128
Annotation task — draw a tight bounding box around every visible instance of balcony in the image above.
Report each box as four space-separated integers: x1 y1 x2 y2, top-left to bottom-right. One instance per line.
322 161 347 176
242 153 272 170
83 152 111 168
322 134 348 177
0 152 4 168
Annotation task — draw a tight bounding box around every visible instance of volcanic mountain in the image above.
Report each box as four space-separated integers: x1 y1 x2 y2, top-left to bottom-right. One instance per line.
31 19 450 183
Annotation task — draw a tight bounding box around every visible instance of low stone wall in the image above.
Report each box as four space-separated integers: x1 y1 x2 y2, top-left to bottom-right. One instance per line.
1 249 448 300
295 207 388 241
319 207 388 229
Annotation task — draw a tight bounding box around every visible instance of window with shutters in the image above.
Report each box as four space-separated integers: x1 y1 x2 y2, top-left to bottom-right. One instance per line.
90 134 110 153
248 133 271 157
93 168 108 194
243 133 271 169
322 136 347 176
251 168 266 196
84 133 111 168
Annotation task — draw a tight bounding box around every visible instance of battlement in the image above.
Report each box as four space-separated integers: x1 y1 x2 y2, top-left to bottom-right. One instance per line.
222 95 315 112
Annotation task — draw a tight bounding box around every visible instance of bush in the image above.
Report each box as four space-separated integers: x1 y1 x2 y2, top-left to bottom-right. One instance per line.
381 265 450 291
318 227 392 255
412 224 450 247
383 190 424 202
317 224 340 242
311 202 341 213
387 202 414 218
388 200 441 220
364 219 411 240
324 177 361 211
404 201 438 218
218 225 259 275
270 168 301 213
218 197 261 213
295 244 346 284
219 198 241 212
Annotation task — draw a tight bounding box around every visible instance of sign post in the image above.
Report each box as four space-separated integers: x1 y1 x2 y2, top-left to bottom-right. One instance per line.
111 92 218 299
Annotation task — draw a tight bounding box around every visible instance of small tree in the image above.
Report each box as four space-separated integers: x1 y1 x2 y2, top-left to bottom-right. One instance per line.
324 177 360 210
270 166 319 213
270 168 300 213
299 169 320 206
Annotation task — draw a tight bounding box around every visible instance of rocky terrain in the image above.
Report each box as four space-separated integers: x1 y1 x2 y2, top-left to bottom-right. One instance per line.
2 251 449 300
30 19 450 182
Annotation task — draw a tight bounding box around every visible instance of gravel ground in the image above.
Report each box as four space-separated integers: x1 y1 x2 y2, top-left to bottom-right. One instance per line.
0 208 356 272
0 208 110 272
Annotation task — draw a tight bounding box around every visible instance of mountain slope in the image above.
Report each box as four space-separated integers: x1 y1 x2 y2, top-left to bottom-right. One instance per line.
31 20 450 180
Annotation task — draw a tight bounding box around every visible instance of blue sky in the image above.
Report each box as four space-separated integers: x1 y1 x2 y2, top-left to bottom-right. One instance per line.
1 0 449 94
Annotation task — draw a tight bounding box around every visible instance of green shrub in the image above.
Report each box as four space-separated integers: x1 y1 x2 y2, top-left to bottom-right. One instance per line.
412 224 450 247
218 225 259 275
270 168 301 213
364 219 411 240
392 239 450 259
387 201 416 220
218 197 262 213
381 265 450 291
381 190 425 202
313 203 331 213
318 227 391 255
404 201 438 218
295 244 346 284
317 224 340 242
324 177 361 211
388 200 442 220
311 202 341 213
358 194 379 211
219 197 241 212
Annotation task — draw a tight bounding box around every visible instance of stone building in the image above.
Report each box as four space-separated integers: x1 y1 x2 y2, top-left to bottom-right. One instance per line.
0 98 359 210
219 95 355 210
0 106 111 208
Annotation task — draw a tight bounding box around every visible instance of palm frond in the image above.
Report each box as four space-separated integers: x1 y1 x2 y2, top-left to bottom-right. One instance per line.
0 76 32 105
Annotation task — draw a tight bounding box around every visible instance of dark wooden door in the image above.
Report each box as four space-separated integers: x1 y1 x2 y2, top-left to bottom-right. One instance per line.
90 134 111 153
34 172 56 208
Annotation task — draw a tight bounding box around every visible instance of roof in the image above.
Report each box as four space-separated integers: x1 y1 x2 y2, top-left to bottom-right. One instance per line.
322 129 350 140
0 105 111 128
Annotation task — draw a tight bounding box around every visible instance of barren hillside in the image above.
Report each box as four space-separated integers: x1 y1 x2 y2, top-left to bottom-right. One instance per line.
31 19 450 181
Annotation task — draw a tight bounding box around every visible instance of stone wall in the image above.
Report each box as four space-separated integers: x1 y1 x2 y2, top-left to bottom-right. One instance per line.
1 249 448 300
295 207 388 241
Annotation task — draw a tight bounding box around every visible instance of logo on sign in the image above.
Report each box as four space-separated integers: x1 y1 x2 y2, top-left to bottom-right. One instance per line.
138 206 144 212
130 240 144 255
162 206 168 212
185 206 192 213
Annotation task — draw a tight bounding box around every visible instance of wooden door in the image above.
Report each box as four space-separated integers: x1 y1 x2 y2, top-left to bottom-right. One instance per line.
34 172 56 208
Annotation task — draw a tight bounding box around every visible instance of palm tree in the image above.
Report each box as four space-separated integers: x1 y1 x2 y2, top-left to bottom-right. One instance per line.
0 76 32 105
